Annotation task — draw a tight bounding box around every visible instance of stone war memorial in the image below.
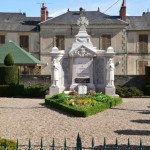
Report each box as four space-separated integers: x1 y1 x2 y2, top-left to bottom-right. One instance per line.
48 15 118 97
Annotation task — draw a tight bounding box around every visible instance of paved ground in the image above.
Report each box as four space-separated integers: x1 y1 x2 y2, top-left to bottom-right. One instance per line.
0 98 150 148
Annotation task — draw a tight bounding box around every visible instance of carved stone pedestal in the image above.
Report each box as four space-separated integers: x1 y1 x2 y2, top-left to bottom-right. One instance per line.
105 86 119 98
46 86 64 98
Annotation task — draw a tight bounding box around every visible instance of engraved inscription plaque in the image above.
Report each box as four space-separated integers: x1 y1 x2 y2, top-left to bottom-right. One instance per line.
74 57 92 78
75 78 90 83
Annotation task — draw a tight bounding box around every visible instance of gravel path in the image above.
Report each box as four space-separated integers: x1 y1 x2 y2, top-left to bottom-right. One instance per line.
0 98 150 148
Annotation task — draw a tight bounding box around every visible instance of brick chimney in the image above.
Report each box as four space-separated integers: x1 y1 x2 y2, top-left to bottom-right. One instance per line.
41 3 48 21
120 0 126 20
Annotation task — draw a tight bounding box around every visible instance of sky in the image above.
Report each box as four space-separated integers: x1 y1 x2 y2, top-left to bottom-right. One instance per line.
0 0 150 17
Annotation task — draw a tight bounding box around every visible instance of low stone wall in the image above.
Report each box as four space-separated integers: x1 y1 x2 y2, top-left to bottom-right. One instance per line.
20 75 146 89
20 75 51 86
115 75 146 89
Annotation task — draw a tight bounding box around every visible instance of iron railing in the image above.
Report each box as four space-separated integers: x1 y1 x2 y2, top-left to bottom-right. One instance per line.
1 134 149 150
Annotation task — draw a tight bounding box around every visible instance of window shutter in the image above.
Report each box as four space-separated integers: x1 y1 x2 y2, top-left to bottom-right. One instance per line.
138 61 148 75
102 35 111 50
0 35 5 44
139 35 148 53
56 35 65 50
20 36 29 51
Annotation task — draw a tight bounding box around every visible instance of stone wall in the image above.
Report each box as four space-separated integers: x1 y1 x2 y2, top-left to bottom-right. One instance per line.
115 75 146 89
20 75 146 90
20 75 51 86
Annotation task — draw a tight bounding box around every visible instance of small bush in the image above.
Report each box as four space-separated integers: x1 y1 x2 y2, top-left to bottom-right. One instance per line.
92 93 113 102
50 93 71 102
24 84 49 98
116 86 143 98
0 137 16 150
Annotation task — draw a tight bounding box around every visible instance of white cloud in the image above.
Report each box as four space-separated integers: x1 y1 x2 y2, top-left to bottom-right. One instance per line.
50 9 67 17
48 0 150 17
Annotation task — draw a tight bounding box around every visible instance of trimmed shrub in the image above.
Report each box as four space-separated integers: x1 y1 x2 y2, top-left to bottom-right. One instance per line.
0 85 24 97
45 98 122 117
0 66 19 85
116 86 143 98
24 84 49 98
4 53 14 66
45 93 122 117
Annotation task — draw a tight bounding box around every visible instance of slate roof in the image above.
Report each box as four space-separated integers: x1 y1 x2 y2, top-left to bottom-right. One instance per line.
0 41 44 65
127 12 150 30
0 12 41 31
40 11 127 25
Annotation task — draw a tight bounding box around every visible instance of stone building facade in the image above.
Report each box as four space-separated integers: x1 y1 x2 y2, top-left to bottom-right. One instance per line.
0 12 42 74
39 3 127 75
0 0 150 77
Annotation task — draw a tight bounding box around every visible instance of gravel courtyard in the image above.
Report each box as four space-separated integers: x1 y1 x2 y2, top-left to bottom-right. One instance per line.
0 98 150 148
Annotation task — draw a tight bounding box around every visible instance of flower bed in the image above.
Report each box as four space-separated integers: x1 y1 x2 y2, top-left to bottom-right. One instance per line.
45 92 122 117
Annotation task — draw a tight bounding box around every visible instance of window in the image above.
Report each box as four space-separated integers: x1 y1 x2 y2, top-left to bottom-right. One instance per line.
102 34 111 50
138 61 148 75
56 35 65 50
20 35 29 51
139 35 148 53
0 35 5 44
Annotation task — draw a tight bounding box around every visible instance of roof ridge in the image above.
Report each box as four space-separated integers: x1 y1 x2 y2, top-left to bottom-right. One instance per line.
39 11 68 25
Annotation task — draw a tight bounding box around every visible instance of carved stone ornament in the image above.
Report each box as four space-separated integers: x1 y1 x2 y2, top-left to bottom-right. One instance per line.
71 47 96 57
77 16 89 31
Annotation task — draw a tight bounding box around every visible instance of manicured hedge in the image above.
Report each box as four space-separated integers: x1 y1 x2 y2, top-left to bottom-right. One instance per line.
145 66 150 85
143 85 150 96
0 85 24 97
0 84 49 98
0 66 19 85
24 84 49 98
45 97 122 117
116 86 143 98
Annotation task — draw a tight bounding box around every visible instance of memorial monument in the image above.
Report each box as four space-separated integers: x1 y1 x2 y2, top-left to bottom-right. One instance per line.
48 15 118 97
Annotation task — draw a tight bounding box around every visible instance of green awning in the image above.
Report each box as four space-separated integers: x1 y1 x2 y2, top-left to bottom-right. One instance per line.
0 41 44 65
